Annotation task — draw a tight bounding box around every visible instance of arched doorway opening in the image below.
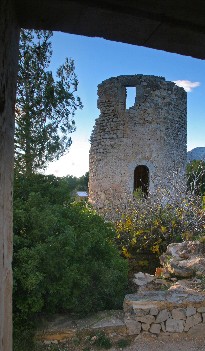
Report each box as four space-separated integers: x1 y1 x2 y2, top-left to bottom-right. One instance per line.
134 165 149 197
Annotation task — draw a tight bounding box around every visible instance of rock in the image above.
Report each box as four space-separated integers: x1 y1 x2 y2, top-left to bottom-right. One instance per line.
168 278 205 293
150 308 159 316
133 308 149 317
138 278 171 292
192 278 201 283
169 262 193 278
133 272 155 286
141 323 150 331
186 307 196 316
163 272 171 279
202 313 205 322
184 313 202 331
171 308 186 320
51 340 58 344
171 278 178 282
166 319 184 333
150 323 161 334
196 271 204 277
161 322 166 332
156 309 170 323
160 241 205 278
136 315 155 325
125 319 141 335
197 307 205 313
187 323 205 337
44 340 52 345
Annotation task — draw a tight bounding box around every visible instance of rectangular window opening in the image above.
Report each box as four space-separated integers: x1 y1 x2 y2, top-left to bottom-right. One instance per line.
126 87 136 109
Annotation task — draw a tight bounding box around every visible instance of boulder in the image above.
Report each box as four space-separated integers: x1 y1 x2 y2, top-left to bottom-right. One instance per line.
160 241 205 278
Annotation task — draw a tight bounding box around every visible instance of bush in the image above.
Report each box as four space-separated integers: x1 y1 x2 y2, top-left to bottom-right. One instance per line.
13 173 128 324
115 171 205 266
187 160 205 196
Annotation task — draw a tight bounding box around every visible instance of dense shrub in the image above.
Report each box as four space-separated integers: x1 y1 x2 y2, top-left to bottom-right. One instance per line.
187 160 205 196
13 173 128 323
115 172 205 266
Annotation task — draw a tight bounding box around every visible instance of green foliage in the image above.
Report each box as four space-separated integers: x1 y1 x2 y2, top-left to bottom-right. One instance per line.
87 332 112 349
93 332 112 349
13 320 37 351
65 172 89 193
187 160 205 196
116 338 131 348
115 190 205 263
15 29 83 175
13 173 128 325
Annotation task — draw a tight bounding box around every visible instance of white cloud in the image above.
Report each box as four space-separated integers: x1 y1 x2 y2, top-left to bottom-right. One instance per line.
173 80 200 92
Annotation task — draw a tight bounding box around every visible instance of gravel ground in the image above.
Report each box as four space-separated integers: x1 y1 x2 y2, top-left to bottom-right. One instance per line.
120 333 205 351
40 333 205 351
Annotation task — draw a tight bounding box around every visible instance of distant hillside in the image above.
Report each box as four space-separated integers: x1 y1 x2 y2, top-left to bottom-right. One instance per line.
187 147 205 162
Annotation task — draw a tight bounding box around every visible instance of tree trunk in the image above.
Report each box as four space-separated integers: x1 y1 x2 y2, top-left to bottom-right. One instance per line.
0 1 19 350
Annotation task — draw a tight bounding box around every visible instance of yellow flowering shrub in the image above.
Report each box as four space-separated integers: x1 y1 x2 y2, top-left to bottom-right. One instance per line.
115 193 205 264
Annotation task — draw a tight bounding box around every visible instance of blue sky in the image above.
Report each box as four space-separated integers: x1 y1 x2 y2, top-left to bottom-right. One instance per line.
45 31 205 177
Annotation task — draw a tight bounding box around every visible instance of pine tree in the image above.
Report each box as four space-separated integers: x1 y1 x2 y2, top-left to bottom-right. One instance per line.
15 29 83 175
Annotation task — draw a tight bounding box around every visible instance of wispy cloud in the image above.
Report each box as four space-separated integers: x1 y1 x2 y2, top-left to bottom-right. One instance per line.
173 80 200 92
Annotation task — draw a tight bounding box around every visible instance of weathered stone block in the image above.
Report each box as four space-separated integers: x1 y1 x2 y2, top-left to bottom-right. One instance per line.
187 323 205 337
136 315 155 325
125 319 141 335
161 322 166 332
133 308 149 317
150 323 161 334
184 313 202 331
133 272 155 286
155 309 170 323
186 307 196 316
166 318 184 333
149 307 159 316
171 308 186 320
141 323 150 331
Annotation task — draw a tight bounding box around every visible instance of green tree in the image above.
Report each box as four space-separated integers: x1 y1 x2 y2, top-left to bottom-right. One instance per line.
64 172 89 193
15 29 83 175
77 171 89 191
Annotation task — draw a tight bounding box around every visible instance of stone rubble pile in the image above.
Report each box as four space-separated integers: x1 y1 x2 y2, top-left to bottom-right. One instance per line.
160 241 205 278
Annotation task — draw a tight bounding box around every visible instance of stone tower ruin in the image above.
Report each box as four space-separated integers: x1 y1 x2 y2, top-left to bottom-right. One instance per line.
89 75 187 216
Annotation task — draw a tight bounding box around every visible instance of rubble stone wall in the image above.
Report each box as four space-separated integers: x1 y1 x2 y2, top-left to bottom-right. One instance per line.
124 291 205 336
89 75 187 217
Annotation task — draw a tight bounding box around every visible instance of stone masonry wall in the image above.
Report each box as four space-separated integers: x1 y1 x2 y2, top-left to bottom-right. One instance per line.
89 75 187 217
124 291 205 336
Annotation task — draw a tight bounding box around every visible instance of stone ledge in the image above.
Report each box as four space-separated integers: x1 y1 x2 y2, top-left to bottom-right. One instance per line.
36 310 127 344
